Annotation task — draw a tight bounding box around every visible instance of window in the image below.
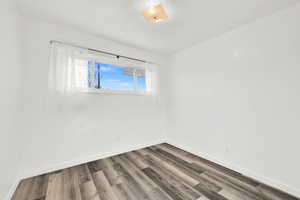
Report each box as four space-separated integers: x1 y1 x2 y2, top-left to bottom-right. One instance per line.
49 41 156 95
88 62 146 92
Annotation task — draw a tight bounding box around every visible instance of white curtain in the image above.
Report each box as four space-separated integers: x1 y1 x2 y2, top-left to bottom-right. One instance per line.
145 63 159 95
48 41 159 95
49 42 90 93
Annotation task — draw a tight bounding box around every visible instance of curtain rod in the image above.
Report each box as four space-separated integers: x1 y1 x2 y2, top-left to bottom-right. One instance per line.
50 40 152 64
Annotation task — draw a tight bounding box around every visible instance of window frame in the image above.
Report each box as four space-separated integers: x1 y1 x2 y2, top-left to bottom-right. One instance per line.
84 58 151 96
49 41 156 96
86 87 151 96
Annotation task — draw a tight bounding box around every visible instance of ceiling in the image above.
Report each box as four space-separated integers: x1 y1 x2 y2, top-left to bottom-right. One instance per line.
17 0 299 54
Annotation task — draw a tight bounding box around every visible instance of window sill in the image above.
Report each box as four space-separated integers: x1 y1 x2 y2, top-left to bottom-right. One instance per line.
85 88 152 96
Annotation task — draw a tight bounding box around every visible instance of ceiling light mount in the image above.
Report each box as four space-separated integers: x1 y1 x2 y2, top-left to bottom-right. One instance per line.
142 3 168 24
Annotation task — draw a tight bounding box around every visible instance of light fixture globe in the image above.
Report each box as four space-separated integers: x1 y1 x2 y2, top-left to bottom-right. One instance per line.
142 4 168 24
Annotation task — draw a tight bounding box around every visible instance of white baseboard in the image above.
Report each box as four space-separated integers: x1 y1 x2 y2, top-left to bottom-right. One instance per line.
167 139 300 198
20 139 166 180
5 179 20 200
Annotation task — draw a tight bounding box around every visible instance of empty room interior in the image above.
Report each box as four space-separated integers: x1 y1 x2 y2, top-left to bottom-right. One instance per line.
1 0 300 199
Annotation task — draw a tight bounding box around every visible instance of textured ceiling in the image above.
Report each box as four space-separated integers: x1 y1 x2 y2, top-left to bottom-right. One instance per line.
17 0 299 54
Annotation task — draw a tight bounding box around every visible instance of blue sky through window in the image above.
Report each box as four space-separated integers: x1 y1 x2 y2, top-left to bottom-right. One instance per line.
88 62 146 91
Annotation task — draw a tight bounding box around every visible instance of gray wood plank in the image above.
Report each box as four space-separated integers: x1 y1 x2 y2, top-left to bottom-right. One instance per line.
143 154 201 200
258 184 300 200
111 157 151 200
143 167 187 200
12 143 300 200
92 170 117 200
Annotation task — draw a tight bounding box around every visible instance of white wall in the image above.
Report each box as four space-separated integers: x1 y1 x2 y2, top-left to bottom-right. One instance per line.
167 3 300 196
0 0 23 199
19 17 168 178
5 1 300 198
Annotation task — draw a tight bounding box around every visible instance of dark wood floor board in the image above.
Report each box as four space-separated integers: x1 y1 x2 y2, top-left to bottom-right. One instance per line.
148 187 173 200
87 160 106 174
118 182 141 200
218 189 242 200
143 147 208 184
193 176 222 193
142 167 188 200
62 168 81 200
192 158 260 189
152 147 206 174
111 157 152 200
79 179 100 200
117 154 173 200
45 172 64 200
190 162 262 198
143 154 201 200
258 184 299 200
12 143 300 200
104 158 124 187
158 145 262 197
193 185 229 200
76 164 100 200
77 164 93 184
203 172 263 200
92 170 118 200
136 148 150 156
117 155 157 196
123 153 175 200
138 149 200 187
159 144 237 173
29 174 49 200
158 145 253 183
113 183 134 200
12 177 35 200
119 154 158 192
159 144 261 190
158 144 191 156
125 151 150 170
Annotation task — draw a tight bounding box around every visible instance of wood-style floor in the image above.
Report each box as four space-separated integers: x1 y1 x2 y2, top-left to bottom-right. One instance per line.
12 143 299 200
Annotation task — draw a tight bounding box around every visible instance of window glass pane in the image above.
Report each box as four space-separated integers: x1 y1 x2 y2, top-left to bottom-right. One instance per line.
99 63 135 91
136 69 146 91
87 62 147 92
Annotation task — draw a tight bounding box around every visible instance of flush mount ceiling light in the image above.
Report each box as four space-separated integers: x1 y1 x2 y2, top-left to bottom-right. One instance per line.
142 3 168 24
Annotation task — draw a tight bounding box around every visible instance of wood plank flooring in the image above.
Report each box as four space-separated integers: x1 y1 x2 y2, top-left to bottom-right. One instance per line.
12 143 299 200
